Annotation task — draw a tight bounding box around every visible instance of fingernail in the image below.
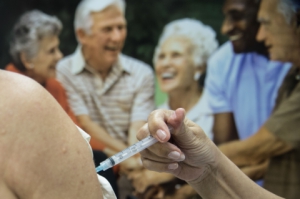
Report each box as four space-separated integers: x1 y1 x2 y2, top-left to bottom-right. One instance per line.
168 151 181 160
157 129 166 140
168 163 178 170
168 151 185 161
180 153 185 161
170 111 176 120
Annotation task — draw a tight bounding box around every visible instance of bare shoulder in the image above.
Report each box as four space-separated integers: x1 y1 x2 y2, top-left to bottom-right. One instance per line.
0 70 102 199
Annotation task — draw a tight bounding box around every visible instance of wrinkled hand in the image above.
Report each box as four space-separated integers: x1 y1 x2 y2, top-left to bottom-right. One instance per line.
137 108 218 183
128 169 174 193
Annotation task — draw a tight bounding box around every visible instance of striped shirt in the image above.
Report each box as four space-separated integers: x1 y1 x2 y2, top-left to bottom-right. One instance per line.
56 46 155 143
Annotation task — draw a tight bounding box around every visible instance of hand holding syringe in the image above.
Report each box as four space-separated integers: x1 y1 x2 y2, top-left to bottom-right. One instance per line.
96 135 158 172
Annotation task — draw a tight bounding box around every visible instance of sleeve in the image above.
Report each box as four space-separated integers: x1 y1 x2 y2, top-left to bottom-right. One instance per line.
130 68 155 122
97 175 117 199
264 83 300 148
56 61 89 116
77 126 117 199
205 56 232 114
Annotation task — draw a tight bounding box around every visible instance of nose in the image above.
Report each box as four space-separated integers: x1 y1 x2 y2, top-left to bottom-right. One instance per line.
155 54 171 70
111 28 123 42
221 18 234 36
256 25 265 42
160 56 171 68
55 49 63 61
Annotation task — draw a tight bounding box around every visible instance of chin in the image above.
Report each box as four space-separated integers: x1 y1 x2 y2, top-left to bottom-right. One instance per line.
268 50 286 62
231 42 246 54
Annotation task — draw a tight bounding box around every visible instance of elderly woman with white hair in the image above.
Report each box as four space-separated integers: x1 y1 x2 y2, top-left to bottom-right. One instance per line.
129 18 218 199
155 18 218 139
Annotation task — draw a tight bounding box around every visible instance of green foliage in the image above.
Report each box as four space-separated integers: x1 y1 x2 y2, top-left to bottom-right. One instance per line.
0 0 226 69
123 0 226 67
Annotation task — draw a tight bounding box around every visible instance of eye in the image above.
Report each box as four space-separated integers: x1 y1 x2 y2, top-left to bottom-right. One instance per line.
158 53 165 60
102 27 112 33
48 48 56 54
171 52 181 58
118 25 126 31
227 10 245 21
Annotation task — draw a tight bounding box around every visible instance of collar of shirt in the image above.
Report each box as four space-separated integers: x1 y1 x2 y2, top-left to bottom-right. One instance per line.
70 45 131 75
159 90 212 121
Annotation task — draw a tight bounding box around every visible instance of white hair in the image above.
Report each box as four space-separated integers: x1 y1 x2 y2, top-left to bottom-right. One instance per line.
74 0 125 34
10 10 62 71
278 0 300 24
153 18 219 68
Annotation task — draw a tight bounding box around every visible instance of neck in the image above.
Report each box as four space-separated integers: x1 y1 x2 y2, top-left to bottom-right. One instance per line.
168 84 202 112
24 70 46 86
252 42 269 58
82 46 112 80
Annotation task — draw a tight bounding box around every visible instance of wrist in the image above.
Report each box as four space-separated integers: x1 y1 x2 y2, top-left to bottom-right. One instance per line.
187 143 222 186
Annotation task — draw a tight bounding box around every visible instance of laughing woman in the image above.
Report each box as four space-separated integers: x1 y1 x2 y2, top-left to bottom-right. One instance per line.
155 18 218 139
129 18 218 199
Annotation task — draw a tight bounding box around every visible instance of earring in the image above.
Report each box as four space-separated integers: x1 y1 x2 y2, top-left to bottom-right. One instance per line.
194 72 201 81
28 64 34 69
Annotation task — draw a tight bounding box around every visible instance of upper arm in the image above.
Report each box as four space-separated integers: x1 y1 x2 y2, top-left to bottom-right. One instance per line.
213 112 239 145
205 58 232 114
0 73 103 199
264 82 300 148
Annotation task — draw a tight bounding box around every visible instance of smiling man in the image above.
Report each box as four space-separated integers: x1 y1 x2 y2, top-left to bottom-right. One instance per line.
56 0 155 192
205 0 291 184
205 0 290 179
218 0 300 197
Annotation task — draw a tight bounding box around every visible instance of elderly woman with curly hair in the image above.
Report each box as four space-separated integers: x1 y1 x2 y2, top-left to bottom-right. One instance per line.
6 10 78 125
129 18 219 199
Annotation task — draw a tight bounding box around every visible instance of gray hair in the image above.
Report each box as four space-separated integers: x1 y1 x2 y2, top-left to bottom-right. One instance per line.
10 10 62 71
153 18 219 68
278 0 300 24
74 0 125 35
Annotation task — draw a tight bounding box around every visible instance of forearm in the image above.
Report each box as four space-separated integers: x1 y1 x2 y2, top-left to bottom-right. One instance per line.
79 118 127 152
188 146 282 199
219 126 293 166
213 113 239 145
128 121 146 146
241 159 269 180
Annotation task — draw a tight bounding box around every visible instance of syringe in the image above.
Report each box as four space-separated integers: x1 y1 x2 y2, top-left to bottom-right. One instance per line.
96 135 158 172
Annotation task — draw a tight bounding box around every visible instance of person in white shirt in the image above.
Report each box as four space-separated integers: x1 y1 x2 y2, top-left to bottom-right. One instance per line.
129 18 218 199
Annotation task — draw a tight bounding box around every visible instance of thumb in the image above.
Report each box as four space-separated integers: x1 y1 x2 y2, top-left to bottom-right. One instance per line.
167 108 199 148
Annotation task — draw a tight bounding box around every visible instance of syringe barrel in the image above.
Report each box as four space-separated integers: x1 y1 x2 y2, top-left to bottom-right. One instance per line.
110 136 158 166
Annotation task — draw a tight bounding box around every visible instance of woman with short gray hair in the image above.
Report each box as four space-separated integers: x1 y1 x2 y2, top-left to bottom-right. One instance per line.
5 10 78 123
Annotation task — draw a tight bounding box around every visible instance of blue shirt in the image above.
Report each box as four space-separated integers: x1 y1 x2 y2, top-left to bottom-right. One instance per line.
206 41 291 140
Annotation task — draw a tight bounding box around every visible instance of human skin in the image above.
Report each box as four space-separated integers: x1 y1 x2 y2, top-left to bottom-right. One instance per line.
0 70 103 199
213 0 268 148
20 35 62 85
128 35 205 195
137 108 283 199
221 0 266 54
75 4 143 171
155 36 203 112
256 0 300 64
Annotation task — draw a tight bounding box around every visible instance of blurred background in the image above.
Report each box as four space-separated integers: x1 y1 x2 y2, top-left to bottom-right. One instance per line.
0 0 226 104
